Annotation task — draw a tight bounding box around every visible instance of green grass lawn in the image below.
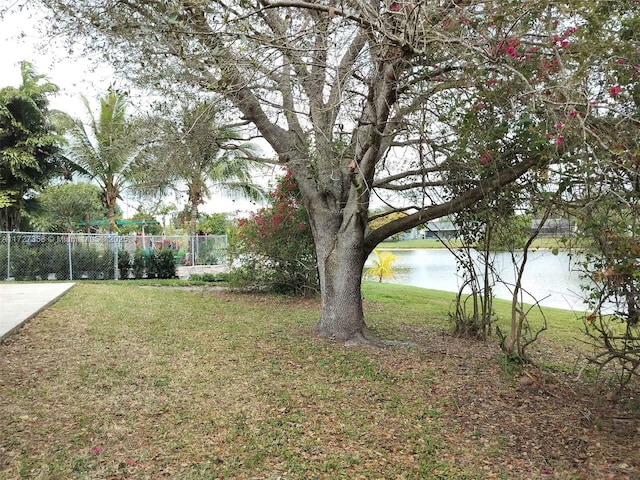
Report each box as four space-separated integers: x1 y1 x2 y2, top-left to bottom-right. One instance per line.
0 281 636 479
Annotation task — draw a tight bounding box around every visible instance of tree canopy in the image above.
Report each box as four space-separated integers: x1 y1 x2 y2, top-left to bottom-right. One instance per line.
65 90 142 232
0 61 66 230
33 181 106 232
133 101 265 237
37 0 639 342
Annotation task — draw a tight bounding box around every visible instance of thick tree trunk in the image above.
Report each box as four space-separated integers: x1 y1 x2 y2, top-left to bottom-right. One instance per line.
315 244 368 341
310 204 375 343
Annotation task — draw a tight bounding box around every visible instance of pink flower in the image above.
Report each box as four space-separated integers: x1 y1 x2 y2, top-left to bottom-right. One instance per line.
617 58 625 65
127 459 136 466
555 136 564 146
568 110 579 118
90 447 102 455
560 40 569 48
555 122 564 129
480 152 492 165
610 85 622 97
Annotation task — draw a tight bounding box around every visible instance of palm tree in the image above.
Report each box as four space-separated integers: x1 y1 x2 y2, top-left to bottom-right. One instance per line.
0 61 65 230
66 90 140 232
136 101 265 237
365 249 398 283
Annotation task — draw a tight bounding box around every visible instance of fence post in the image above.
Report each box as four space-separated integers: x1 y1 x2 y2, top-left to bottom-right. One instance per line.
6 231 10 281
114 236 119 280
68 233 73 280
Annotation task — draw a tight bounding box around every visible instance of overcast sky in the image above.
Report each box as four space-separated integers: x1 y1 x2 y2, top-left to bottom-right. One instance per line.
0 4 114 119
0 4 266 216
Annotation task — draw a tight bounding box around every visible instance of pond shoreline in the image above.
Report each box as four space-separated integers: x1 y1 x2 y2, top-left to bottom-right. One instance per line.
366 248 587 312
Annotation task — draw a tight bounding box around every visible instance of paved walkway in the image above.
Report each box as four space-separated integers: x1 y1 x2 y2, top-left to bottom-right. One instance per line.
0 283 75 342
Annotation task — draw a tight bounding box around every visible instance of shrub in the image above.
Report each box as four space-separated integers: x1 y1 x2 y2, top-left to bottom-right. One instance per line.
229 171 318 295
100 250 116 279
188 272 227 282
156 248 176 279
117 249 131 279
48 243 70 280
11 246 41 280
132 249 145 279
72 246 100 279
146 250 159 279
0 244 7 279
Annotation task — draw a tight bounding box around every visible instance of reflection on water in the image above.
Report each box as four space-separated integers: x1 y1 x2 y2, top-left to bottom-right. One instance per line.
367 249 588 311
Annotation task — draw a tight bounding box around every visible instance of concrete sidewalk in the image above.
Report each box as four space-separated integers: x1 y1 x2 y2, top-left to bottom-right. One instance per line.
0 283 75 342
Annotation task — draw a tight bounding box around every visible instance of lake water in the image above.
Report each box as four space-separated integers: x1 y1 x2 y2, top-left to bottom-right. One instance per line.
368 249 589 312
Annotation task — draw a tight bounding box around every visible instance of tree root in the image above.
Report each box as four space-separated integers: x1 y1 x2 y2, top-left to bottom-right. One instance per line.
343 327 415 348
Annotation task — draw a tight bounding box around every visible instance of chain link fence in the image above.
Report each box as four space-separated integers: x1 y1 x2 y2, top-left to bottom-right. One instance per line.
0 231 227 281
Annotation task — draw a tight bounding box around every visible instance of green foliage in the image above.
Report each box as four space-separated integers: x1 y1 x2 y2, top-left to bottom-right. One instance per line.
197 212 228 235
145 249 158 278
132 249 145 279
193 235 227 265
117 249 131 279
188 272 228 283
134 101 264 236
485 214 532 251
10 246 43 280
229 172 317 295
156 248 177 279
0 61 66 230
34 182 106 232
66 89 141 231
118 209 162 235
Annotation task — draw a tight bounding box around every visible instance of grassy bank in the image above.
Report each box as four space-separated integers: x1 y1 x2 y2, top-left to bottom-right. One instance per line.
379 237 573 250
0 282 637 479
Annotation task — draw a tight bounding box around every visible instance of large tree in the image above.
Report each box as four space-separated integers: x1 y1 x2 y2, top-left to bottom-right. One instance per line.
0 61 65 230
32 181 106 232
66 90 141 232
134 101 265 237
38 0 632 342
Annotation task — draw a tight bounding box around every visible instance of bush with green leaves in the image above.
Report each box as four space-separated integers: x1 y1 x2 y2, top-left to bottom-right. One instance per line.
10 246 43 280
47 243 70 280
72 246 98 278
132 249 145 279
156 248 176 279
100 250 116 279
188 272 228 283
229 171 317 295
117 249 131 279
145 250 158 279
0 244 7 279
